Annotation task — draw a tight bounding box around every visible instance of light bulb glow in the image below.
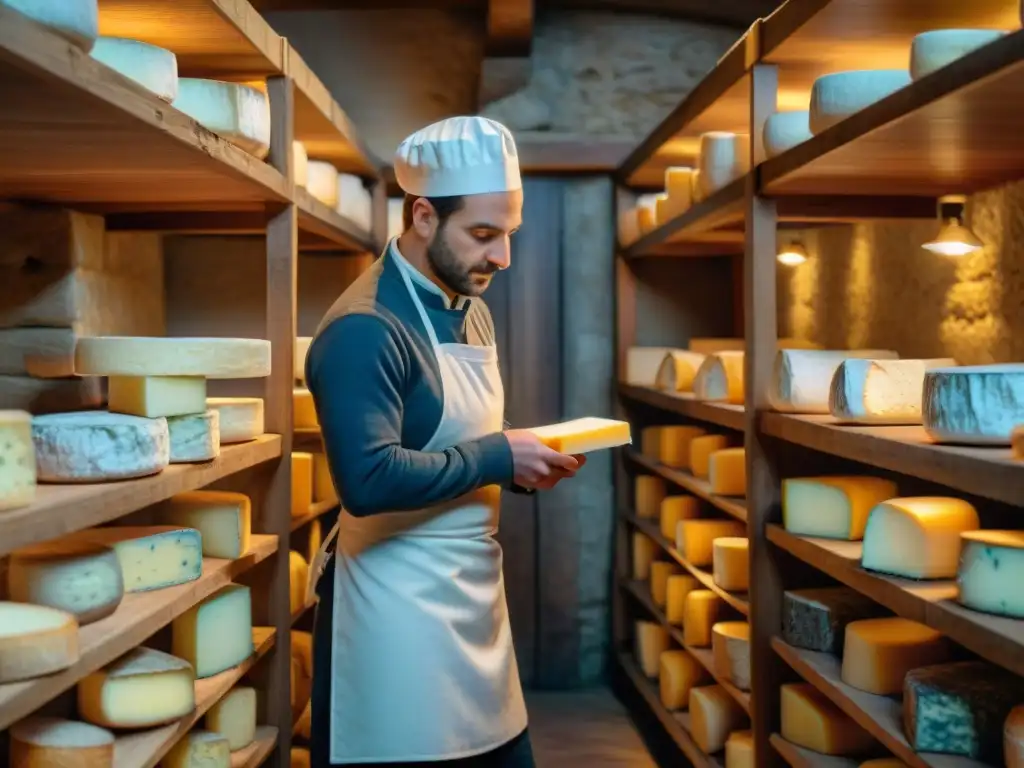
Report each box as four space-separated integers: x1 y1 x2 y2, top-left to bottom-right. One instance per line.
777 241 808 266
922 218 983 258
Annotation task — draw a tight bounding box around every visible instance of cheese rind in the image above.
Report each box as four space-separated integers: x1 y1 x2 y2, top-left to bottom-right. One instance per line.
910 29 1005 81
665 574 699 626
172 79 271 159
108 375 207 418
206 686 257 750
10 717 114 768
658 425 707 469
770 349 899 414
763 110 811 158
809 70 912 134
68 525 202 592
725 730 754 768
157 490 252 559
32 411 170 482
635 620 669 678
0 601 79 683
782 476 898 540
75 336 271 379
957 530 1024 618
712 621 751 691
290 550 309 614
683 590 724 647
292 452 313 518
923 364 1024 445
167 410 220 463
709 448 746 496
782 587 886 655
0 409 35 509
659 649 707 710
676 519 745 566
650 561 681 607
690 434 729 479
77 647 195 728
660 495 699 539
8 540 123 624
712 537 749 592
632 533 657 581
294 388 319 430
165 731 230 768
1 0 98 50
830 358 957 424
527 417 632 454
693 352 744 404
841 617 949 695
689 684 748 754
90 37 178 102
206 397 264 443
172 583 254 678
780 682 875 755
861 497 979 579
307 161 340 207
655 351 706 392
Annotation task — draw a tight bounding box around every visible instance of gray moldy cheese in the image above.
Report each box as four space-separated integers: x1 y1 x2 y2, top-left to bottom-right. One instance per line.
782 587 888 655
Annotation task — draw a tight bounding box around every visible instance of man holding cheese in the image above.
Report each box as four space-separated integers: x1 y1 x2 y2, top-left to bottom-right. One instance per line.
304 116 583 766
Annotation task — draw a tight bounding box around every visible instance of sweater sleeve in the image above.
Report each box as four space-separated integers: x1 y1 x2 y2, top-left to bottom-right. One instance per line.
306 313 514 516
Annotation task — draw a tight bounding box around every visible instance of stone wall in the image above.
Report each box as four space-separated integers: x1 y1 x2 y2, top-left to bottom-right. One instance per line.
777 178 1024 363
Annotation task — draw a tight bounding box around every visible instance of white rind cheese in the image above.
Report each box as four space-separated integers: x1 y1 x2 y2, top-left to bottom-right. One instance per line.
0 601 79 683
830 358 956 424
206 397 264 443
809 70 912 135
206 686 257 750
338 174 373 231
293 141 309 187
693 351 744 404
158 490 251 560
910 29 1005 81
769 349 899 414
655 351 706 392
307 161 340 208
957 530 1024 618
167 410 220 463
625 347 678 387
89 37 178 102
75 336 271 379
698 132 750 198
782 476 898 541
69 525 202 592
32 411 170 482
922 364 1024 445
172 79 271 159
10 717 115 768
763 111 812 158
8 540 124 624
1 0 98 50
0 409 36 510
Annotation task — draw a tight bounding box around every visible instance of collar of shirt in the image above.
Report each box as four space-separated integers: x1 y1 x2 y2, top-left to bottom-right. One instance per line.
389 238 470 311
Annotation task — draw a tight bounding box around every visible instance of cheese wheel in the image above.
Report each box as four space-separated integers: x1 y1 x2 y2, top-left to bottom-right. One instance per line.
781 682 875 755
660 495 699 540
307 161 340 207
712 621 751 691
292 452 314 517
957 530 1024 618
655 351 705 392
664 167 694 216
841 617 949 695
650 561 681 607
658 425 706 469
693 352 744 404
712 537 749 592
683 590 724 647
0 409 36 510
167 410 220 463
676 519 745 567
293 142 309 188
809 70 912 134
923 364 1024 445
172 78 271 159
709 447 746 496
75 336 271 379
0 602 78 683
294 388 318 429
8 540 124 624
910 29 1005 81
625 347 679 387
640 426 663 458
90 37 178 102
763 110 811 158
665 574 699 625
830 358 957 424
689 435 729 479
698 132 750 198
0 0 98 50
78 647 195 728
632 532 657 581
164 731 230 768
10 717 115 768
689 684 748 754
206 397 265 443
782 476 898 541
659 649 706 710
158 490 252 560
635 620 669 677
770 349 899 414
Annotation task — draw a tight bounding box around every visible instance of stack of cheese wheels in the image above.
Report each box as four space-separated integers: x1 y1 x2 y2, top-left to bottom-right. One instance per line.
172 79 272 159
49 336 273 478
90 37 179 102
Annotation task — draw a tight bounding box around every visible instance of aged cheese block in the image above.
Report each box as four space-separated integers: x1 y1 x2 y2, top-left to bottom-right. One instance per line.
205 686 257 750
861 497 979 579
295 337 313 382
782 587 887 655
76 336 271 379
90 37 179 102
660 495 699 540
0 601 79 683
709 448 746 496
78 647 195 728
172 583 254 678
625 347 678 387
712 621 751 690
665 574 699 625
698 132 750 198
8 540 123 624
655 350 706 392
654 194 671 227
690 434 729 479
292 452 313 517
32 411 170 482
693 352 744 404
9 717 115 768
923 364 1024 445
690 171 705 204
904 661 1023 761
290 550 309 615
712 537 749 592
650 561 681 607
0 375 105 415
632 532 657 581
1 0 98 50
841 617 949 695
294 387 318 430
658 425 706 469
1006 705 1024 768
676 519 745 566
809 70 912 134
173 79 271 159
307 161 340 208
164 731 230 768
781 682 875 755
725 731 754 768
683 590 725 647
158 490 251 559
957 530 1024 618
313 452 336 502
167 410 220 463
763 110 811 158
206 397 264 443
659 649 707 710
689 684 748 754
0 409 35 510
635 620 669 677
830 358 957 424
68 525 201 592
782 476 898 540
108 375 206 418
527 417 632 454
770 349 899 414
910 29 1005 81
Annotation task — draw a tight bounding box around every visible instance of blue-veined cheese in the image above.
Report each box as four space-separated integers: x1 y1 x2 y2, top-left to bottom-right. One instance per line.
830 358 956 424
67 525 202 592
167 410 220 463
957 530 1024 618
782 587 886 655
923 364 1024 445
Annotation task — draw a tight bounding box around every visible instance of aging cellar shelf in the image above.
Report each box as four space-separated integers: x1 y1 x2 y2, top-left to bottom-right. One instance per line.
295 188 376 252
771 734 858 768
618 383 746 431
627 449 747 522
291 499 340 532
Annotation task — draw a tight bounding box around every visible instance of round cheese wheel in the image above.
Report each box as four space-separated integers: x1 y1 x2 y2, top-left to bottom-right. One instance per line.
89 37 179 102
74 337 271 379
809 70 911 135
910 29 1005 81
10 717 114 768
0 601 79 683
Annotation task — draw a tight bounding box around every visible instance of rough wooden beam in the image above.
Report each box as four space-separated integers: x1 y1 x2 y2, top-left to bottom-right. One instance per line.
486 0 534 57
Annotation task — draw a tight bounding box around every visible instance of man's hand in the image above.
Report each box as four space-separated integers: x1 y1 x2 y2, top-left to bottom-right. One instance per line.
505 430 587 490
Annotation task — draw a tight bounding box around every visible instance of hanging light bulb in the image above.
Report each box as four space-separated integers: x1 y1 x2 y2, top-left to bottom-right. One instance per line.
777 241 807 266
921 194 983 257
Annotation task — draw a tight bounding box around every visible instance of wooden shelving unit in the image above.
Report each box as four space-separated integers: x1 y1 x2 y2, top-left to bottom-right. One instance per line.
0 0 380 764
612 1 1024 766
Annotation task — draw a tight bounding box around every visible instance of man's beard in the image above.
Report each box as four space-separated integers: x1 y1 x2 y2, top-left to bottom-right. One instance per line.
426 229 497 298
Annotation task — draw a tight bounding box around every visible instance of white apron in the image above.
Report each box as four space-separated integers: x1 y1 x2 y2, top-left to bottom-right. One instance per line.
307 254 527 763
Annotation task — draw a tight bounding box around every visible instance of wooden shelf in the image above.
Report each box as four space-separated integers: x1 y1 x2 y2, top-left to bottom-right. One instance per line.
293 428 324 452
291 499 339 532
771 734 859 768
772 638 985 768
230 726 279 767
767 525 1024 679
0 535 278 730
619 383 746 431
0 435 282 558
626 449 747 523
291 601 316 625
622 579 751 713
112 627 276 768
759 411 1024 507
295 187 375 253
617 651 724 768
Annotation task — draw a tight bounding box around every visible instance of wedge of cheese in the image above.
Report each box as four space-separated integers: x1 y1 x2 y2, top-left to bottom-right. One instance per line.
830 358 956 424
770 349 899 414
957 530 1024 618
527 417 631 454
693 352 744 404
782 476 898 541
655 351 706 392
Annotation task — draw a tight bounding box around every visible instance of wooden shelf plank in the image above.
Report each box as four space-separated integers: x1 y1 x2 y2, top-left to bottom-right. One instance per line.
295 187 376 252
771 733 859 768
0 6 289 210
0 435 282 558
622 579 751 713
230 726 279 767
626 449 748 523
0 535 279 730
772 638 984 768
759 411 1024 507
112 627 277 768
290 499 339 532
767 525 1024 679
617 651 725 768
624 512 749 616
619 383 746 431
293 428 323 452
291 601 316 625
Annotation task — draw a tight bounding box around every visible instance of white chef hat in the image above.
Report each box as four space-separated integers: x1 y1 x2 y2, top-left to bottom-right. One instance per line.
394 116 521 198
